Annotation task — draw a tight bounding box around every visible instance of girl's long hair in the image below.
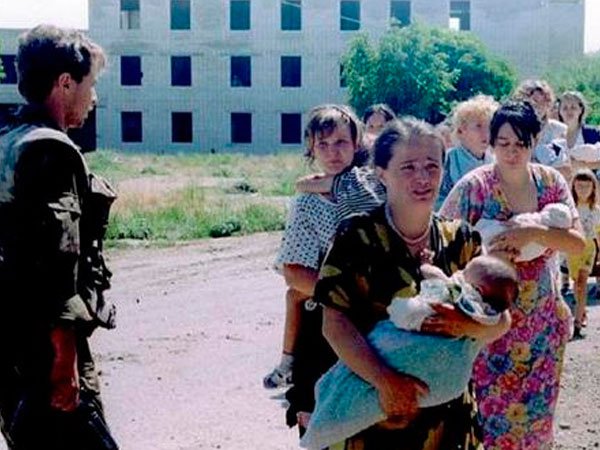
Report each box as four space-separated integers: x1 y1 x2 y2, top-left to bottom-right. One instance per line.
571 168 599 208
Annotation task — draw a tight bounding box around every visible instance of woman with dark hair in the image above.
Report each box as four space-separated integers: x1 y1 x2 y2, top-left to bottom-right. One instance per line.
312 118 512 449
361 103 397 156
558 91 600 147
440 100 585 448
558 91 600 170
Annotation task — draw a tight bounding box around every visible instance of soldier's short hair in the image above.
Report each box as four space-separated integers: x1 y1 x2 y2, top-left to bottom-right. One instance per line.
16 24 106 103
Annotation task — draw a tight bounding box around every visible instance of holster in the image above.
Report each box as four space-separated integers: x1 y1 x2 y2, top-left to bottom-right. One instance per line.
78 174 118 331
7 390 119 450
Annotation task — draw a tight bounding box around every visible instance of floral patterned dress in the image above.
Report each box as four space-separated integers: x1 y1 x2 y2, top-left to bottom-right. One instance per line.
313 206 484 450
439 163 576 450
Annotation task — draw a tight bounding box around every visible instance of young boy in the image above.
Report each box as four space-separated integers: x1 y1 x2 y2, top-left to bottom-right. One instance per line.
435 95 499 210
300 255 518 450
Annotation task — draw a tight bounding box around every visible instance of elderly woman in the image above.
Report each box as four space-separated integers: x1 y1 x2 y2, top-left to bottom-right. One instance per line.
312 118 511 449
558 90 600 170
440 100 585 448
514 80 570 178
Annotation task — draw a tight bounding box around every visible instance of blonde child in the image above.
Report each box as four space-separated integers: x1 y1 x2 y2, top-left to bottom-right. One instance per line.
567 169 600 339
435 94 498 210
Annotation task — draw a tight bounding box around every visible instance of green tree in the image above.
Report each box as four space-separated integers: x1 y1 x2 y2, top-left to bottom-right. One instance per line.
341 23 517 122
546 54 600 125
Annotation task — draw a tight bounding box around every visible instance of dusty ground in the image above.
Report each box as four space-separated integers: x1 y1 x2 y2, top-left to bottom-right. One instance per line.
11 232 597 450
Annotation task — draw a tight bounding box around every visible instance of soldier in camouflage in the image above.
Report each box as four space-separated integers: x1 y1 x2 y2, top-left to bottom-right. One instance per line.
0 24 118 450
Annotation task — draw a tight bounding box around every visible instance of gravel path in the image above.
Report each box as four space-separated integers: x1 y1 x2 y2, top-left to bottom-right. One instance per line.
3 232 594 450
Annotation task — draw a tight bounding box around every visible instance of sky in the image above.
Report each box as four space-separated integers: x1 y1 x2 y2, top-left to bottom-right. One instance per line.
1 0 600 52
0 0 88 30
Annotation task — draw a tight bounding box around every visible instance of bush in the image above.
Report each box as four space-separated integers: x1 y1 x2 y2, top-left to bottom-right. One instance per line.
341 23 517 122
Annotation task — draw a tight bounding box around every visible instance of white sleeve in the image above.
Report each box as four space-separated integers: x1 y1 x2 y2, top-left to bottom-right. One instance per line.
274 196 324 271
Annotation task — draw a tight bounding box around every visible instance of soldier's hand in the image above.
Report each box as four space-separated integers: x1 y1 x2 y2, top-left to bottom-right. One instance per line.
49 326 80 412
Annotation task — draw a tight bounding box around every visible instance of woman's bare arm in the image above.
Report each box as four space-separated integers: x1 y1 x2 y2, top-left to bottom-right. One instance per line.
282 264 319 297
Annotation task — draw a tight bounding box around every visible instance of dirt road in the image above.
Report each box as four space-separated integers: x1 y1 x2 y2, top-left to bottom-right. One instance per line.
68 233 600 449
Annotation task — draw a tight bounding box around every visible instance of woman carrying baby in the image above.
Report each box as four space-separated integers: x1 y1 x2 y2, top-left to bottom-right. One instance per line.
439 100 585 449
312 117 511 450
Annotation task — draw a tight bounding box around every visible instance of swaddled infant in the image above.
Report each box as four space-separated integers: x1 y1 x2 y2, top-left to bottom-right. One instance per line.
474 202 572 261
300 255 518 450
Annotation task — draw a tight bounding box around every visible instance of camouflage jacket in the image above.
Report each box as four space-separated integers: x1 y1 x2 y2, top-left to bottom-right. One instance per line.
0 106 116 334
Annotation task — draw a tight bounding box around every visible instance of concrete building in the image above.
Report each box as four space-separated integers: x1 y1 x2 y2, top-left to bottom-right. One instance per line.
0 28 22 125
1 0 585 153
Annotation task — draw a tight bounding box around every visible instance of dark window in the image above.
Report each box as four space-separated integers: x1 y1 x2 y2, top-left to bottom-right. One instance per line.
68 108 97 152
450 1 470 31
281 56 301 88
231 113 252 144
340 1 360 31
171 0 191 30
230 0 250 30
390 1 411 26
121 56 142 86
120 0 140 29
0 104 19 128
281 113 302 144
281 0 301 31
171 56 192 86
121 111 142 143
230 56 251 87
0 55 17 84
172 112 193 143
339 63 347 88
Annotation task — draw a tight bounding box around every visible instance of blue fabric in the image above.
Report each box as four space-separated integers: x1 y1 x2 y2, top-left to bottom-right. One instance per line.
582 124 600 144
436 146 493 211
300 320 482 449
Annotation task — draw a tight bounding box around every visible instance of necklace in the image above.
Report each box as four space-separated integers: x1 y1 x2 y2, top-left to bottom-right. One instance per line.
385 203 431 246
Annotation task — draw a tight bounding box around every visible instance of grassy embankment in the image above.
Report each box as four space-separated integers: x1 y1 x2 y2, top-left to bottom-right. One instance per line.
87 150 309 244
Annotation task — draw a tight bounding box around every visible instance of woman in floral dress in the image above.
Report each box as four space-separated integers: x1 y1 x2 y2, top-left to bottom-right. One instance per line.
440 100 585 449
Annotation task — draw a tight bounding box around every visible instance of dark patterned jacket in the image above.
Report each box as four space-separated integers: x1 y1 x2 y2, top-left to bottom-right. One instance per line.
0 105 116 341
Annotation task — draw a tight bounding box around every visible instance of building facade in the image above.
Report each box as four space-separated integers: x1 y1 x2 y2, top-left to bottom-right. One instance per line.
1 0 585 153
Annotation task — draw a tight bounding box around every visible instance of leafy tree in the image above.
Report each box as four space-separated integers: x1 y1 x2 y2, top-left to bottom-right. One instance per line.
341 23 517 123
546 54 600 125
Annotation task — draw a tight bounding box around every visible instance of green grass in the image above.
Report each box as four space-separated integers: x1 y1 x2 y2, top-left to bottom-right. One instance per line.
87 150 308 244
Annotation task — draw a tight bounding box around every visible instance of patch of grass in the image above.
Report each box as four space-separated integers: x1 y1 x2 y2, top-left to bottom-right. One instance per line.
140 165 167 176
105 182 286 242
87 150 308 243
230 180 258 194
86 151 140 182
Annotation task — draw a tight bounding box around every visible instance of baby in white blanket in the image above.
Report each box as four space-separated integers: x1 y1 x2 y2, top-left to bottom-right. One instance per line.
300 256 517 449
571 143 600 163
474 202 572 261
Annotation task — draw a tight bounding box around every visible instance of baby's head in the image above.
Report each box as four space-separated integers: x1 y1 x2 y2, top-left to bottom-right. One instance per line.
461 255 519 315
